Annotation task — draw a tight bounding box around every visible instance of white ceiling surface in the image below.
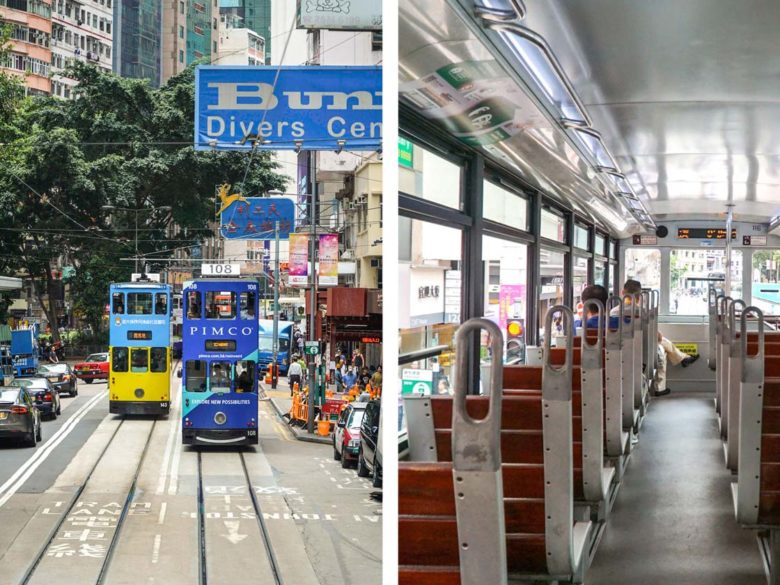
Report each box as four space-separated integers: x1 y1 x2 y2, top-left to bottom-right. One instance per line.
525 0 780 223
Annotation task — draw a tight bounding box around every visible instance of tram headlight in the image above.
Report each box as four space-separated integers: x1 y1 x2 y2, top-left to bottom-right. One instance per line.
214 411 227 425
134 388 145 398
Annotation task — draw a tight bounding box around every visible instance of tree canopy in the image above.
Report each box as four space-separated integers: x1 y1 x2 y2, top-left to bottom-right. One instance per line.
0 61 288 338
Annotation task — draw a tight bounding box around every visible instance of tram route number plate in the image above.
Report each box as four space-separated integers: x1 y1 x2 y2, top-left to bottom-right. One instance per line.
201 263 241 276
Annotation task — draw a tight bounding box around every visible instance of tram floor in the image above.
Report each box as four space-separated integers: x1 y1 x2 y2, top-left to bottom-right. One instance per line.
586 391 765 585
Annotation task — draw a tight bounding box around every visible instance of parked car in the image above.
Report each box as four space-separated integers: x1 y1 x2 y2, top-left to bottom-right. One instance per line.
10 377 60 420
333 402 368 468
357 399 382 488
73 352 109 383
0 387 42 446
37 363 78 396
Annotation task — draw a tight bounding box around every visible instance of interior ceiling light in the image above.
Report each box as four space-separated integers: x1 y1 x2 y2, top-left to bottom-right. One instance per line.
490 24 589 126
473 0 526 21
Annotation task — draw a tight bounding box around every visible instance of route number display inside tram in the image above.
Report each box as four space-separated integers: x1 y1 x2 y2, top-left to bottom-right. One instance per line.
677 228 737 240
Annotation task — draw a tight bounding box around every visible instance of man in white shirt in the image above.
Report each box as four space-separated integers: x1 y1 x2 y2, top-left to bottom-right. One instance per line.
287 358 303 397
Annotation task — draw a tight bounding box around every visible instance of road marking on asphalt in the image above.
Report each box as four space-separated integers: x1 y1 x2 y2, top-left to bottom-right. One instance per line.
156 370 182 496
167 417 182 495
151 534 162 564
0 390 106 509
157 502 167 525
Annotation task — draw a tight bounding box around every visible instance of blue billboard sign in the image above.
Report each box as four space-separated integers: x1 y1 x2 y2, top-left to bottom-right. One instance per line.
195 65 382 151
219 197 295 240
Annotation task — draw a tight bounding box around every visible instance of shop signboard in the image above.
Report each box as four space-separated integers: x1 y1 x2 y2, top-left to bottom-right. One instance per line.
297 0 382 31
195 66 382 151
401 368 433 395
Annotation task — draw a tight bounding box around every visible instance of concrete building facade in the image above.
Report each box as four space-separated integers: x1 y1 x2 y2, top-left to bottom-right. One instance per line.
0 0 53 95
50 0 113 98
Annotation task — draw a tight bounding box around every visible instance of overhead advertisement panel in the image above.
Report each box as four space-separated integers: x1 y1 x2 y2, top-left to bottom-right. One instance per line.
297 0 382 31
195 66 382 151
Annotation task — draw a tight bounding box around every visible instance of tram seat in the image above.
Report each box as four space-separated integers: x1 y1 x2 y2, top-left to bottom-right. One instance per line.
732 307 780 585
399 310 592 584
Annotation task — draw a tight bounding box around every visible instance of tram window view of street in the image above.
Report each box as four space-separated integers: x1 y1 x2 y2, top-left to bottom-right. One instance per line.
0 1 383 584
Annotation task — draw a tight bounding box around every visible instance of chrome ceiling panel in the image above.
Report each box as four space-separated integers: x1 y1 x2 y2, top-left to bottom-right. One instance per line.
522 0 780 224
399 0 643 237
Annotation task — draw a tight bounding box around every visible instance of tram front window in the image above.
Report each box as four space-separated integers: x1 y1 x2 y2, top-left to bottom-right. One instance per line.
131 349 148 373
150 348 167 373
206 291 236 319
240 291 256 320
186 291 201 319
154 293 168 315
112 347 128 372
235 361 255 393
112 292 124 314
127 293 152 315
210 362 232 393
186 360 207 392
670 249 725 315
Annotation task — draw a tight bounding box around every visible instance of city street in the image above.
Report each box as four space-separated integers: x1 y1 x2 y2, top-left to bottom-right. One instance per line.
0 367 381 585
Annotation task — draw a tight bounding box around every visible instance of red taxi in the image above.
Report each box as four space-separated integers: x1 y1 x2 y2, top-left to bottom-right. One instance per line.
73 352 109 383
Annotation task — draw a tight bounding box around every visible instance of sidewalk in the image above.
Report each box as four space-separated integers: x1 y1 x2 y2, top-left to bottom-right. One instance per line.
260 378 332 445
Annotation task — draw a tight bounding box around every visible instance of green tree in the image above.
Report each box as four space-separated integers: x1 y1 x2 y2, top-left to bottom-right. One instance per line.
0 62 288 338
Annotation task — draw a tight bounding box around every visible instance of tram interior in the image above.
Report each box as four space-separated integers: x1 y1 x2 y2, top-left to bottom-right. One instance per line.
398 1 780 584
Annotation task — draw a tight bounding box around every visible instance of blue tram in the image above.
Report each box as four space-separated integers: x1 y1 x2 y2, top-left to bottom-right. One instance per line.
181 278 259 446
108 282 172 415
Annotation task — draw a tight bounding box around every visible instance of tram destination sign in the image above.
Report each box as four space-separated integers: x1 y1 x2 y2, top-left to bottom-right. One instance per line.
677 228 737 240
195 66 382 151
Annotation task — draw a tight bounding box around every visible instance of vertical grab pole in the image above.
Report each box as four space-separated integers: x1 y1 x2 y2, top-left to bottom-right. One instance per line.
714 295 726 411
605 296 624 457
621 294 636 432
709 288 719 370
726 299 746 471
581 299 605 502
452 318 507 585
542 306 575 577
736 306 764 525
720 296 733 439
641 290 653 395
718 296 733 424
632 293 643 422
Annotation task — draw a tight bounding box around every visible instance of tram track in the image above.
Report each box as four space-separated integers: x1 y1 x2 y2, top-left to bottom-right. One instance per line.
17 417 158 585
195 449 284 585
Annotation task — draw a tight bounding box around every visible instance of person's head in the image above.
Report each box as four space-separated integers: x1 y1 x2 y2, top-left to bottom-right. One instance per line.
622 279 642 297
437 378 451 394
581 284 609 315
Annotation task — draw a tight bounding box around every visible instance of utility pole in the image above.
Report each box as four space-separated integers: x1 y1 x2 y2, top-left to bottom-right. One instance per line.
271 220 280 389
307 152 318 434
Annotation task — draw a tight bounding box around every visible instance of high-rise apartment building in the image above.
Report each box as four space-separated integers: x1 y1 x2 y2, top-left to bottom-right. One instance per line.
50 0 113 98
113 0 161 86
218 0 269 62
160 0 215 84
0 0 53 96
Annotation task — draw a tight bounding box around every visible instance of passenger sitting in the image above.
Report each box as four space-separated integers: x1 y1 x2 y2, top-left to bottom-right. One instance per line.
617 279 699 396
574 284 619 330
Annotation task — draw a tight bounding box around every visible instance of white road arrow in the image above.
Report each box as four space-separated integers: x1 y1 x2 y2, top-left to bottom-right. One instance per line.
221 520 248 544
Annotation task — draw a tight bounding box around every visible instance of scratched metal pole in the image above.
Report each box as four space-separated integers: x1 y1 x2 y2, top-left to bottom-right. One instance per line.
271 220 280 389
307 151 318 434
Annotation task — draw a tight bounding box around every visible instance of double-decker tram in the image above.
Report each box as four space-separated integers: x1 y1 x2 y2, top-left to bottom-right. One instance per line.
108 282 172 415
398 2 780 584
181 278 259 446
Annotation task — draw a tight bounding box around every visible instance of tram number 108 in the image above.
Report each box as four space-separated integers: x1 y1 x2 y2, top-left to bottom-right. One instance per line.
201 263 241 276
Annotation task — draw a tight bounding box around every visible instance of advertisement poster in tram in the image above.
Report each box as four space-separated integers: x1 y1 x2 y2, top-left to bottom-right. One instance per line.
318 234 339 286
288 233 309 287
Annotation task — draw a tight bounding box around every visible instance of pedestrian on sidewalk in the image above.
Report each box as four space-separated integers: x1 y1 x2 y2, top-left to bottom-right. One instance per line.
288 356 303 397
